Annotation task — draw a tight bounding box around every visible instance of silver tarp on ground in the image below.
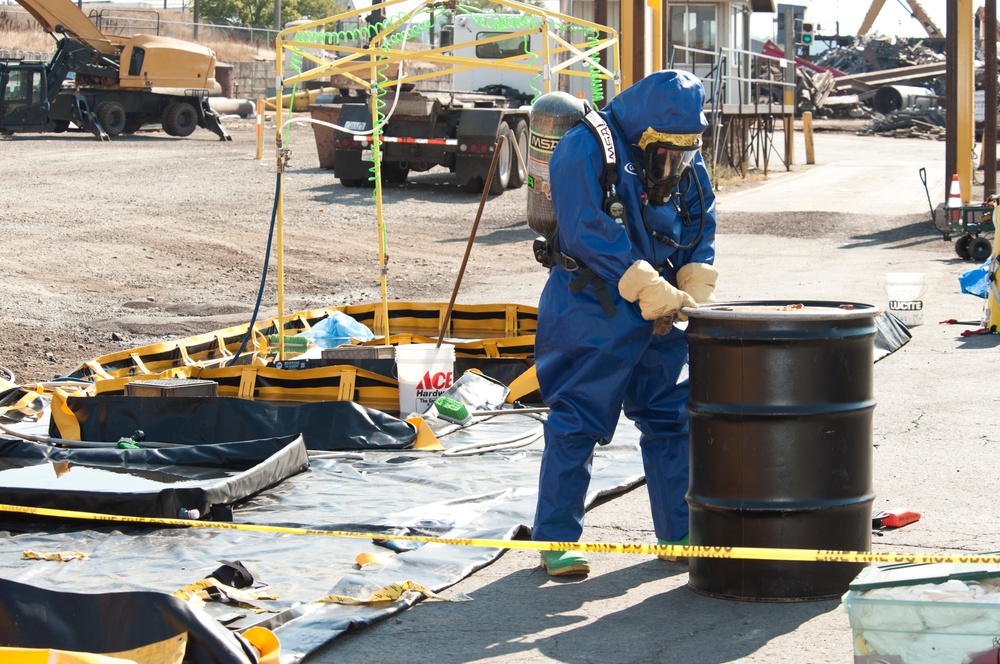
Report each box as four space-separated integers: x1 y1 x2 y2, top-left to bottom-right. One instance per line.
0 433 309 519
0 413 645 662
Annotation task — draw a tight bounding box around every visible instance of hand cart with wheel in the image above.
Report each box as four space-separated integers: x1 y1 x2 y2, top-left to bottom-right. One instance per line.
920 167 996 261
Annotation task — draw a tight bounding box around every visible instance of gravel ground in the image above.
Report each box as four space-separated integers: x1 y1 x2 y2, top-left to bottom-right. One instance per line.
0 117 534 382
0 116 918 384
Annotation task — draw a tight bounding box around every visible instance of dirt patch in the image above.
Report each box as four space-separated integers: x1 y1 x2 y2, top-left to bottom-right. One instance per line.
0 118 946 384
0 119 536 383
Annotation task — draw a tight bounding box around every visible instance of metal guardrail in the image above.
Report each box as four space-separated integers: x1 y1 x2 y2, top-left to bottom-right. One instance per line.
670 43 796 180
89 8 160 36
670 43 796 109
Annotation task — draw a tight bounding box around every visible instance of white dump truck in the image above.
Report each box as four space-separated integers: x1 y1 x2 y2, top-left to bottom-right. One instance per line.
278 4 617 194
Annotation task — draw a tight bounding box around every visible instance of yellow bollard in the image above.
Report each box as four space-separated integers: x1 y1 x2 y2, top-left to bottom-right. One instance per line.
803 111 815 165
783 89 794 168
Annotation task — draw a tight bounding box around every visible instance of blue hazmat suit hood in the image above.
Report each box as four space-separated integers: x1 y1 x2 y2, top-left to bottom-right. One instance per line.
607 69 709 145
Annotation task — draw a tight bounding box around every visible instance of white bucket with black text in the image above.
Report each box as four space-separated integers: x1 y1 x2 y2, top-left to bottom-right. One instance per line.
395 343 456 415
885 272 928 327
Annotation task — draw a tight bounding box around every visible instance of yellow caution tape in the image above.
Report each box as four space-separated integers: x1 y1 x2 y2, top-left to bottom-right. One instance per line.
22 549 88 562
172 578 278 614
313 580 468 606
0 502 994 565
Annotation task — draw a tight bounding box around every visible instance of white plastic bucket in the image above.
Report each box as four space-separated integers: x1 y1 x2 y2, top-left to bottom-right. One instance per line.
885 272 928 327
395 343 456 414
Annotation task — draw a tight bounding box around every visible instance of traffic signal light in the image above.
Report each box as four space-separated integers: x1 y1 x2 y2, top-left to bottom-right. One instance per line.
800 22 814 45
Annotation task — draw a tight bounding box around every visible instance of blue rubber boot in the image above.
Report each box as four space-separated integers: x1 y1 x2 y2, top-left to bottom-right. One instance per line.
540 550 590 576
657 534 689 563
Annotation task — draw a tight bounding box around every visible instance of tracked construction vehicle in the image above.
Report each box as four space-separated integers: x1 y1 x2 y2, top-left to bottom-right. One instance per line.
0 0 230 140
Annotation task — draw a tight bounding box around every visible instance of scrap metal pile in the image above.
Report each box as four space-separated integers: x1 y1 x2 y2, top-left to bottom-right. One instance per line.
814 35 946 76
758 36 953 138
818 36 948 138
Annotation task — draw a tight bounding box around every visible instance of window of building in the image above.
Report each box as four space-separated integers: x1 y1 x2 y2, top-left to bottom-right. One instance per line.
668 4 718 65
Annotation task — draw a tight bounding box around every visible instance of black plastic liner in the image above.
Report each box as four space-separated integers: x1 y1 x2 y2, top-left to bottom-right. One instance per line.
52 396 416 451
0 434 309 519
0 414 645 662
0 578 259 663
874 310 913 362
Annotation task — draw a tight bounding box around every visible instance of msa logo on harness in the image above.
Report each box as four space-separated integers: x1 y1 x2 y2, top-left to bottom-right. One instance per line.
585 110 616 166
581 109 626 226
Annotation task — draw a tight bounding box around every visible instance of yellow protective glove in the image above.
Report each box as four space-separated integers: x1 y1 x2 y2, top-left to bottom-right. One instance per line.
676 262 719 304
619 260 697 322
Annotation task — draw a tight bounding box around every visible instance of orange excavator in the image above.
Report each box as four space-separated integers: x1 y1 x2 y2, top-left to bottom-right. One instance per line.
0 0 230 140
858 0 944 39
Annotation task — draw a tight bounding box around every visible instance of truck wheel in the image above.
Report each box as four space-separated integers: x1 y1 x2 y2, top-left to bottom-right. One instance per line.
507 119 528 189
461 176 485 194
122 117 144 134
489 124 512 195
163 102 197 137
382 162 410 184
96 101 126 137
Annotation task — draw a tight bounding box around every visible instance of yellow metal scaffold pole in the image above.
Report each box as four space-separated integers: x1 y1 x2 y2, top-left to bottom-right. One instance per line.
269 0 620 347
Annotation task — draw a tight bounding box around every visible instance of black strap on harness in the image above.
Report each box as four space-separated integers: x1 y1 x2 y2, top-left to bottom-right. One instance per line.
533 236 617 317
569 268 618 317
533 236 579 272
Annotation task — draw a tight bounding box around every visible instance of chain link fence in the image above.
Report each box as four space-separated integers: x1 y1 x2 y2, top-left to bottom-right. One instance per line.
0 3 280 46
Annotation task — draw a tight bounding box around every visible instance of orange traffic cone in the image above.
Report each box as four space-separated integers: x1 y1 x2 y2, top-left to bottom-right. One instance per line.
946 174 962 224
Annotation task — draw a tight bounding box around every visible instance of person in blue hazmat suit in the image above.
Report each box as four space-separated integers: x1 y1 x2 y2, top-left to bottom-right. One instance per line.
532 69 718 576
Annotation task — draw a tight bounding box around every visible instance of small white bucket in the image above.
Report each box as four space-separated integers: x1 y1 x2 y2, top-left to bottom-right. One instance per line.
885 272 928 327
395 343 456 414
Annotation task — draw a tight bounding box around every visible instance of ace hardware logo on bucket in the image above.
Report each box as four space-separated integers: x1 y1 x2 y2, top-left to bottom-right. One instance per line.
416 370 453 395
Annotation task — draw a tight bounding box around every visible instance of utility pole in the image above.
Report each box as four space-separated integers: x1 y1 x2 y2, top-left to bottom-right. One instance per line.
946 0 974 204
783 5 795 168
650 0 663 72
985 0 997 198
594 0 608 105
274 0 281 33
621 0 645 88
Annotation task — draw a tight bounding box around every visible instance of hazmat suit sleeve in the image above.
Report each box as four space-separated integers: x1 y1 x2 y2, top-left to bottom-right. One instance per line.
548 125 636 284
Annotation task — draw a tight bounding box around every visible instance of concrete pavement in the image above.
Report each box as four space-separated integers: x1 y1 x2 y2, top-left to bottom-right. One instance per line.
307 130 1000 664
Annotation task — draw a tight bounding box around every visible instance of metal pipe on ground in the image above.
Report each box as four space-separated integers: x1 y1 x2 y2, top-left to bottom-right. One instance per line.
208 98 257 118
871 85 936 115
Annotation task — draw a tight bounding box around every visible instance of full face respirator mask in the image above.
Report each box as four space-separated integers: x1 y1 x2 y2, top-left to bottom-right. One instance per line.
637 128 702 206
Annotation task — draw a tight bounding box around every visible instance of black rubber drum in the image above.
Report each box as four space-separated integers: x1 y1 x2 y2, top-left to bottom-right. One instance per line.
684 301 878 601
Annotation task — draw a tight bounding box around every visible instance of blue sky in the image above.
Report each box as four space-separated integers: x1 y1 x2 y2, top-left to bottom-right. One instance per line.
751 0 949 40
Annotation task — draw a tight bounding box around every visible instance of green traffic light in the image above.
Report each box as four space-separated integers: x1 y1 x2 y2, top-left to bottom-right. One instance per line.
801 22 814 45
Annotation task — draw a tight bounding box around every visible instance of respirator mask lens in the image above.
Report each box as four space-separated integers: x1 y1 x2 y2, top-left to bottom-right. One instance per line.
636 129 702 205
645 143 697 186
